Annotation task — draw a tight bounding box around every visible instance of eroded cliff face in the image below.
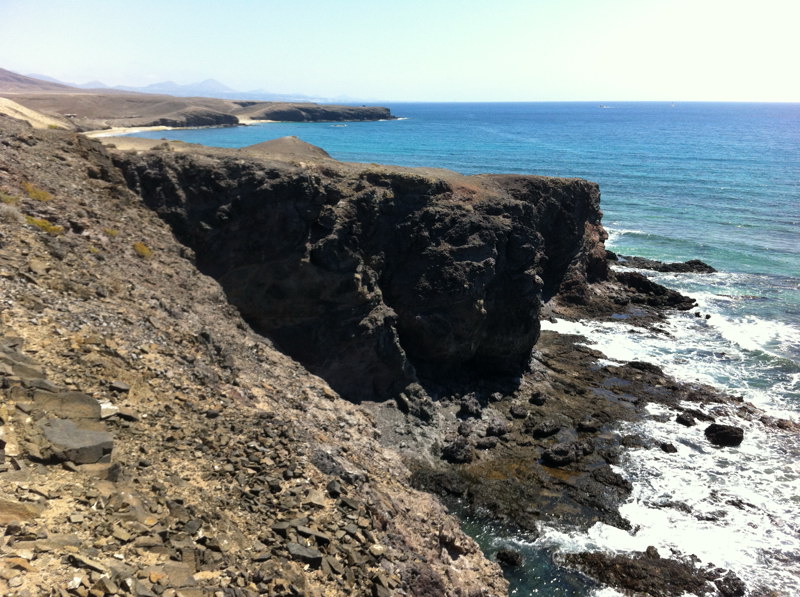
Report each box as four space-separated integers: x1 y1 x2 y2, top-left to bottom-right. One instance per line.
0 116 509 597
114 143 607 402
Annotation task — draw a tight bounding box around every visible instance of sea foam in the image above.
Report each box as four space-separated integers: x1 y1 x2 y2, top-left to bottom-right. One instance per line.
540 316 800 595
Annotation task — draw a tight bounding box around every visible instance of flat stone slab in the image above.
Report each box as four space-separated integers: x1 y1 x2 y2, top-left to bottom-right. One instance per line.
32 390 102 420
39 417 113 464
0 497 45 524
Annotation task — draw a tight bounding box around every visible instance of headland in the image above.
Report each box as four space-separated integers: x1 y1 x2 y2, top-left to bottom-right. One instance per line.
0 68 395 134
0 76 793 597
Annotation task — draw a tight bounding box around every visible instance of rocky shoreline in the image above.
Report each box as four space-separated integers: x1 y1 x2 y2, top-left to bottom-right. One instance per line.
1 115 795 596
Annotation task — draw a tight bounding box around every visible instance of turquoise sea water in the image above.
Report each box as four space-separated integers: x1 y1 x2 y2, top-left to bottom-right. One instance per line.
129 103 800 595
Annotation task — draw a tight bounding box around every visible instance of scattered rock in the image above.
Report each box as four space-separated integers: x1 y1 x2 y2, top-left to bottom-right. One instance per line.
457 394 482 419
0 497 45 523
109 380 130 392
495 548 523 567
441 437 474 464
509 404 529 419
287 542 323 567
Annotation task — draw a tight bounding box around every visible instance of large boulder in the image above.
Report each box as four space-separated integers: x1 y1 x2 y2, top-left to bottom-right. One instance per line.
705 423 744 447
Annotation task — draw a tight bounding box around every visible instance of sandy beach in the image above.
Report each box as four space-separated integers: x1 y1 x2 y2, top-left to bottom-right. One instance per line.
83 125 174 138
82 118 273 139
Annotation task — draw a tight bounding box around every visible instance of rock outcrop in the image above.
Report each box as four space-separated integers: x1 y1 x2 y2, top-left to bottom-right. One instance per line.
114 143 606 401
143 107 239 128
614 254 717 273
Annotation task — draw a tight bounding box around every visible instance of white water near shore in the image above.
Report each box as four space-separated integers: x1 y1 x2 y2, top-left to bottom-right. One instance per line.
539 302 800 595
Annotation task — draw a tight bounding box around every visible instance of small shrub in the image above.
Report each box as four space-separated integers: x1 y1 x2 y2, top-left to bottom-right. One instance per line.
22 182 53 202
47 124 60 130
25 215 63 235
0 204 24 223
103 227 120 237
133 242 152 259
0 192 19 205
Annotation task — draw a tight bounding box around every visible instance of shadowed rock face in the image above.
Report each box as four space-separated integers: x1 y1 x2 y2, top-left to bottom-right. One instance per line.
116 147 606 401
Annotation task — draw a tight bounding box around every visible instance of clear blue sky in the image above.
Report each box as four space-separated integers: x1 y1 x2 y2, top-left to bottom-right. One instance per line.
1 0 798 101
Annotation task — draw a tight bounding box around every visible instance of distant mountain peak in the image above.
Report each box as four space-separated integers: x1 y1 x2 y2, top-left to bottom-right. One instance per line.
0 68 75 92
194 79 235 92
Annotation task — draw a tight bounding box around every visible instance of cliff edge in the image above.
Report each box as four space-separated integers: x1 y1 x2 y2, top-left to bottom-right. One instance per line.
114 141 607 403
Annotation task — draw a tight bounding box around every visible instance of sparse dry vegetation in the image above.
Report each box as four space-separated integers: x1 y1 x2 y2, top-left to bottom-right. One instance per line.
133 241 153 258
0 191 19 205
25 215 63 235
23 181 54 201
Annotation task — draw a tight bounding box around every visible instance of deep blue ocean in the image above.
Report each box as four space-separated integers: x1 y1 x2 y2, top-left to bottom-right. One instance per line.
128 102 800 596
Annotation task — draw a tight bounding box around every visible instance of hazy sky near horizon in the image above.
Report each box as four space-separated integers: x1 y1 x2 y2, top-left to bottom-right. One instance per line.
1 0 798 102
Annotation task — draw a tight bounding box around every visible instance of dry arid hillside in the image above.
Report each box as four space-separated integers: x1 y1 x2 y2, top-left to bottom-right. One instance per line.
0 116 507 596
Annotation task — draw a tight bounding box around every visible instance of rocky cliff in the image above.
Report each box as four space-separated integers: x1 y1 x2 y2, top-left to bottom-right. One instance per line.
0 116 508 596
114 141 607 402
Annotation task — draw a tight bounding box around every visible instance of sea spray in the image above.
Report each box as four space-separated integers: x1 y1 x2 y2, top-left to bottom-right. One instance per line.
539 310 800 595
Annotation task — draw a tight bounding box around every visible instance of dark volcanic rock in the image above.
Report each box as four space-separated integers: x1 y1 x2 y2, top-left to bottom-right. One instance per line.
563 550 724 597
659 442 678 453
527 418 561 438
705 423 744 447
541 441 592 467
614 271 696 310
244 103 394 122
619 255 717 273
441 437 475 464
116 151 606 401
495 548 523 567
143 108 239 128
564 549 748 597
287 542 323 567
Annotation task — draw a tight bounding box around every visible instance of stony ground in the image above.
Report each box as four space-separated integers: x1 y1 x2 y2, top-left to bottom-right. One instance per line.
0 116 506 596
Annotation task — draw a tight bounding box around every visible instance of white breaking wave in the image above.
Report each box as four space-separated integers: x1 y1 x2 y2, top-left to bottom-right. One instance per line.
604 227 646 248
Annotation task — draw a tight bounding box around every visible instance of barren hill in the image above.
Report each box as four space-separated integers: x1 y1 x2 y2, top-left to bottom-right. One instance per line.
0 67 75 92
